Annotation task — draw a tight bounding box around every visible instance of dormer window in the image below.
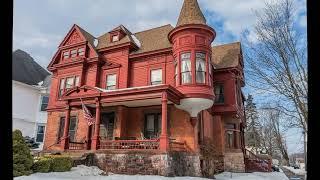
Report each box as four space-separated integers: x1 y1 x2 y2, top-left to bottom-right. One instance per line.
112 35 119 42
70 49 77 58
78 48 85 56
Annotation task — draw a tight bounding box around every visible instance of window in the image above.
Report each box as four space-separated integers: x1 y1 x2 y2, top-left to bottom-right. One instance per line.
70 49 77 57
209 57 213 86
36 125 45 142
65 77 74 91
196 52 206 83
78 48 85 56
112 35 119 42
63 51 69 59
106 74 117 90
57 116 77 143
144 113 161 139
40 96 49 111
59 79 65 97
214 84 224 103
150 69 162 85
225 123 236 149
174 60 178 86
58 76 80 97
181 52 192 84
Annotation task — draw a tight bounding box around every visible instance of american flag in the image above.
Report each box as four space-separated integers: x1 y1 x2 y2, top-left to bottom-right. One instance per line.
81 99 95 126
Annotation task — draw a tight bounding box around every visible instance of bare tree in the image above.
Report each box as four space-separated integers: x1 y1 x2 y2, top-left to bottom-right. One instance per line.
243 0 307 135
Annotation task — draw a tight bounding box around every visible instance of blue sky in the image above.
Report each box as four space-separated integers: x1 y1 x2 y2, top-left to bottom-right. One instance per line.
13 0 307 155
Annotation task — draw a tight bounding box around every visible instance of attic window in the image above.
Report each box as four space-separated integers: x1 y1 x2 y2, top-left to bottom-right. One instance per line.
63 51 69 59
112 35 119 42
78 48 85 56
71 49 77 57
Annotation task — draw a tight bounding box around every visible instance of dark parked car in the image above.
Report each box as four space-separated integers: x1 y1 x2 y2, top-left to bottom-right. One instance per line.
293 164 300 169
271 165 280 172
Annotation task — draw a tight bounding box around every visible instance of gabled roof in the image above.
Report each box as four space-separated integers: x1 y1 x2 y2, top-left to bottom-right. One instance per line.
131 24 174 54
76 25 98 54
12 49 50 85
96 25 138 50
211 42 242 69
176 0 206 27
48 24 98 69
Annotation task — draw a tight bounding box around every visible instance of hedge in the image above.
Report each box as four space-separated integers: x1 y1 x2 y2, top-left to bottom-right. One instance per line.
33 155 73 173
50 156 73 172
13 130 33 177
32 158 52 173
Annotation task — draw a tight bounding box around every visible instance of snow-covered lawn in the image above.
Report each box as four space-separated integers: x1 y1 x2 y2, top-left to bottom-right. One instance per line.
15 165 289 180
282 166 306 175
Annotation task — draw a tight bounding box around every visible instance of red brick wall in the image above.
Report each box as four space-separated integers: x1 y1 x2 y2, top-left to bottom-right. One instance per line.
44 109 88 151
129 54 175 87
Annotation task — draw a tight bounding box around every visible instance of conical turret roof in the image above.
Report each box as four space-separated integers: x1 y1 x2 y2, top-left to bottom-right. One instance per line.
176 0 206 27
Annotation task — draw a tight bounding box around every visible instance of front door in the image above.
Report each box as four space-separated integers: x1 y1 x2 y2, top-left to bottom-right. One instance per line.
99 112 115 140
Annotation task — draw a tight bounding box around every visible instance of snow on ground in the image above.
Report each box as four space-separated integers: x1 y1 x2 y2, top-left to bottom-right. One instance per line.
15 165 289 180
282 166 306 175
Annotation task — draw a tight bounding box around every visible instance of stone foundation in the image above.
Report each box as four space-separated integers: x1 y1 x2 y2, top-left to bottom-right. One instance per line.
224 152 245 172
75 151 202 177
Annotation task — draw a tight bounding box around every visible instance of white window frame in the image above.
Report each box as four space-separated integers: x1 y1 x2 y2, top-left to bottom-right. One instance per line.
35 124 46 143
150 69 162 85
40 95 49 111
106 74 117 90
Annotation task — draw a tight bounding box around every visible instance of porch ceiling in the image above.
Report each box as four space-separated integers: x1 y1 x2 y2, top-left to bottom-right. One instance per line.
87 98 173 108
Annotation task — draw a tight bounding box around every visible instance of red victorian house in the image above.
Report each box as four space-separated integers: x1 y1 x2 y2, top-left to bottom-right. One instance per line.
44 0 249 176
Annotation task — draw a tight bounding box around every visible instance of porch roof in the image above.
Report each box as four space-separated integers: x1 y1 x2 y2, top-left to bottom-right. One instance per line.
62 84 183 107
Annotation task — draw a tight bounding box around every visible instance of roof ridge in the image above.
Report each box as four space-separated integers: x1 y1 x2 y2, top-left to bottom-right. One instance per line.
134 24 173 35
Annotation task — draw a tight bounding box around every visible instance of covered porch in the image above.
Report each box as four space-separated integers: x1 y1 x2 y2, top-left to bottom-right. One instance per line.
60 85 188 152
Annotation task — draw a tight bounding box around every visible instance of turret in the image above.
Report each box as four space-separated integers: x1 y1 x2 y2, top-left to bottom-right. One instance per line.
168 0 216 125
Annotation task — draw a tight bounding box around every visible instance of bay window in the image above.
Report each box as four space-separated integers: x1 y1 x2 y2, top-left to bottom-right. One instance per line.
196 52 206 83
106 74 117 90
181 52 192 84
150 69 162 85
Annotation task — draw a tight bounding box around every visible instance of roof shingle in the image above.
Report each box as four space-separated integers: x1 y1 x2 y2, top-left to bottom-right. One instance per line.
211 42 241 69
176 0 206 27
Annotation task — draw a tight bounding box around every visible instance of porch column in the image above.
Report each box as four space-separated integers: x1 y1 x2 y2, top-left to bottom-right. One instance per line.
91 99 101 150
160 91 169 151
61 105 70 150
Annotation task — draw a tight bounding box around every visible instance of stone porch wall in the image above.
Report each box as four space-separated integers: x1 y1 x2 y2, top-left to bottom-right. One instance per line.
76 152 202 177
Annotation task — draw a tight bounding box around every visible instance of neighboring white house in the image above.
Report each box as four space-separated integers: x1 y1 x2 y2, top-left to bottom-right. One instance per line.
12 78 50 150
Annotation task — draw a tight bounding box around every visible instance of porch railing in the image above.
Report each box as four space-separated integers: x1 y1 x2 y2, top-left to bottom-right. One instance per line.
69 141 86 150
99 139 160 150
